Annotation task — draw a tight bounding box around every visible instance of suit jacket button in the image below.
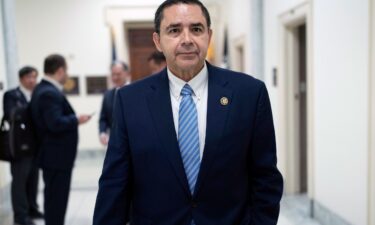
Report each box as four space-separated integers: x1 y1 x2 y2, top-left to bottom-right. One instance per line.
191 201 198 208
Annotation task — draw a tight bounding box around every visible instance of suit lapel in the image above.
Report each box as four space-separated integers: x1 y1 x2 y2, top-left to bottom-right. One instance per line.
145 65 233 197
146 70 190 196
16 87 28 105
194 64 233 197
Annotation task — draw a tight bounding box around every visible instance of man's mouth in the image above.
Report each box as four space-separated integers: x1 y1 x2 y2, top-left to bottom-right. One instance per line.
177 52 197 56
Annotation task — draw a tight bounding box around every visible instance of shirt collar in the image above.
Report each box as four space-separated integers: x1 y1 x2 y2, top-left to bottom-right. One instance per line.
167 62 208 100
19 85 31 101
43 76 64 92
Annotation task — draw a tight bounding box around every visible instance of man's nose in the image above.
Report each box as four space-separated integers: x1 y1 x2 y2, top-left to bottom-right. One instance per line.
181 29 193 44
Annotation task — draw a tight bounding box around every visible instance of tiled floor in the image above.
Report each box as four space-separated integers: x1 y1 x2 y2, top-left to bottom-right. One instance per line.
21 152 321 225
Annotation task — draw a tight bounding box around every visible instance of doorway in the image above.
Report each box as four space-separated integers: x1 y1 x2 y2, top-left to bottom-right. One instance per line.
297 24 307 193
278 2 313 195
127 27 157 81
233 36 246 73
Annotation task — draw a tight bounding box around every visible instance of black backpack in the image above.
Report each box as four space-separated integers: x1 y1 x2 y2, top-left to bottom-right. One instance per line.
0 104 37 161
0 118 13 161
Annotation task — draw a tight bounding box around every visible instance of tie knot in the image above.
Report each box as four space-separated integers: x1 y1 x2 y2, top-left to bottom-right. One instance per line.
181 84 194 96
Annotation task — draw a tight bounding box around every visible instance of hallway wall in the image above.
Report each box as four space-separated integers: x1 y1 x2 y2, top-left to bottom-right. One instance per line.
225 0 252 74
313 0 369 224
0 0 12 218
264 0 370 224
0 0 10 183
14 0 162 151
214 0 306 205
0 0 7 118
263 0 307 187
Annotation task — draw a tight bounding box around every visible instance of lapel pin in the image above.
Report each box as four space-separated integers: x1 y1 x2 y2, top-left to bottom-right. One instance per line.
220 97 229 106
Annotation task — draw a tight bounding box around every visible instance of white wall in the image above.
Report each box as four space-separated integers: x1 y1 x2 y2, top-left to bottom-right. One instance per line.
264 0 370 224
15 0 162 151
0 0 7 117
313 0 369 224
224 0 252 74
0 0 11 188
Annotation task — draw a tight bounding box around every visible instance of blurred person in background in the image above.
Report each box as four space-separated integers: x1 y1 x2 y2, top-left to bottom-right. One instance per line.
98 61 131 145
30 54 91 225
148 51 167 74
3 66 42 225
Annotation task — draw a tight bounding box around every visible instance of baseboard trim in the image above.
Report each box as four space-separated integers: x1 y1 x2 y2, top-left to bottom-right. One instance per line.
313 200 351 225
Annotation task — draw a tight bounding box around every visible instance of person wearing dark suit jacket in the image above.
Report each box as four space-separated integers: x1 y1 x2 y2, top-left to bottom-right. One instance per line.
3 66 43 225
29 54 91 225
93 1 283 225
99 61 131 145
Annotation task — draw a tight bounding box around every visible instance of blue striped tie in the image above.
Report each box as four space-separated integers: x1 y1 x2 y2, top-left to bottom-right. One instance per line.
178 84 201 195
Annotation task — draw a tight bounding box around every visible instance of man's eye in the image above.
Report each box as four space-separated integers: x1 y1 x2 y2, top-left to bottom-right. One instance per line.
194 27 204 32
168 28 180 34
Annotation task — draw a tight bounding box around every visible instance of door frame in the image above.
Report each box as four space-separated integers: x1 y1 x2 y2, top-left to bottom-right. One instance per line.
278 2 314 197
232 35 246 73
125 24 156 81
369 0 375 224
105 6 156 63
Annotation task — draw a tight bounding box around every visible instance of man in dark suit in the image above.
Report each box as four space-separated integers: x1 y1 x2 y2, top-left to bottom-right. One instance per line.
3 66 43 225
99 61 131 145
30 54 91 225
93 0 283 224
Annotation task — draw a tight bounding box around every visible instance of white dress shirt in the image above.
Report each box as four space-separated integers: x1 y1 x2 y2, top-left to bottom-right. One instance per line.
167 63 208 159
43 76 64 92
19 85 32 102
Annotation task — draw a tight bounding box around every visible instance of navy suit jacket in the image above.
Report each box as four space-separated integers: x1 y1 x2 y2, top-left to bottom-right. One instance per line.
30 80 78 170
94 63 283 225
99 88 116 134
3 87 28 121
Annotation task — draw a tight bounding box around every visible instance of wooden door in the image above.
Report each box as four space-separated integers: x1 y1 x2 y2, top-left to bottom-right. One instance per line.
128 28 157 81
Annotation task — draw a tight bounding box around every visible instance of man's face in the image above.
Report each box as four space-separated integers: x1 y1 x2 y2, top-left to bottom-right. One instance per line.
58 66 69 85
153 4 212 76
111 64 129 88
20 71 38 91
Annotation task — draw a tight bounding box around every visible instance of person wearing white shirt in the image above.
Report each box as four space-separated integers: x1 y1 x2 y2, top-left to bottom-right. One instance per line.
3 66 43 225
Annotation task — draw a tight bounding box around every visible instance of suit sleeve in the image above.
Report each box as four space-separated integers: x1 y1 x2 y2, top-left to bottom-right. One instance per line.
3 91 17 121
40 91 78 133
93 91 132 225
249 83 283 225
99 92 109 134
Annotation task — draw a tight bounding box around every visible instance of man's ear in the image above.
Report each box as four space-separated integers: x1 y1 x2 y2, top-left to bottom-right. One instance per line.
208 28 213 44
153 32 162 52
